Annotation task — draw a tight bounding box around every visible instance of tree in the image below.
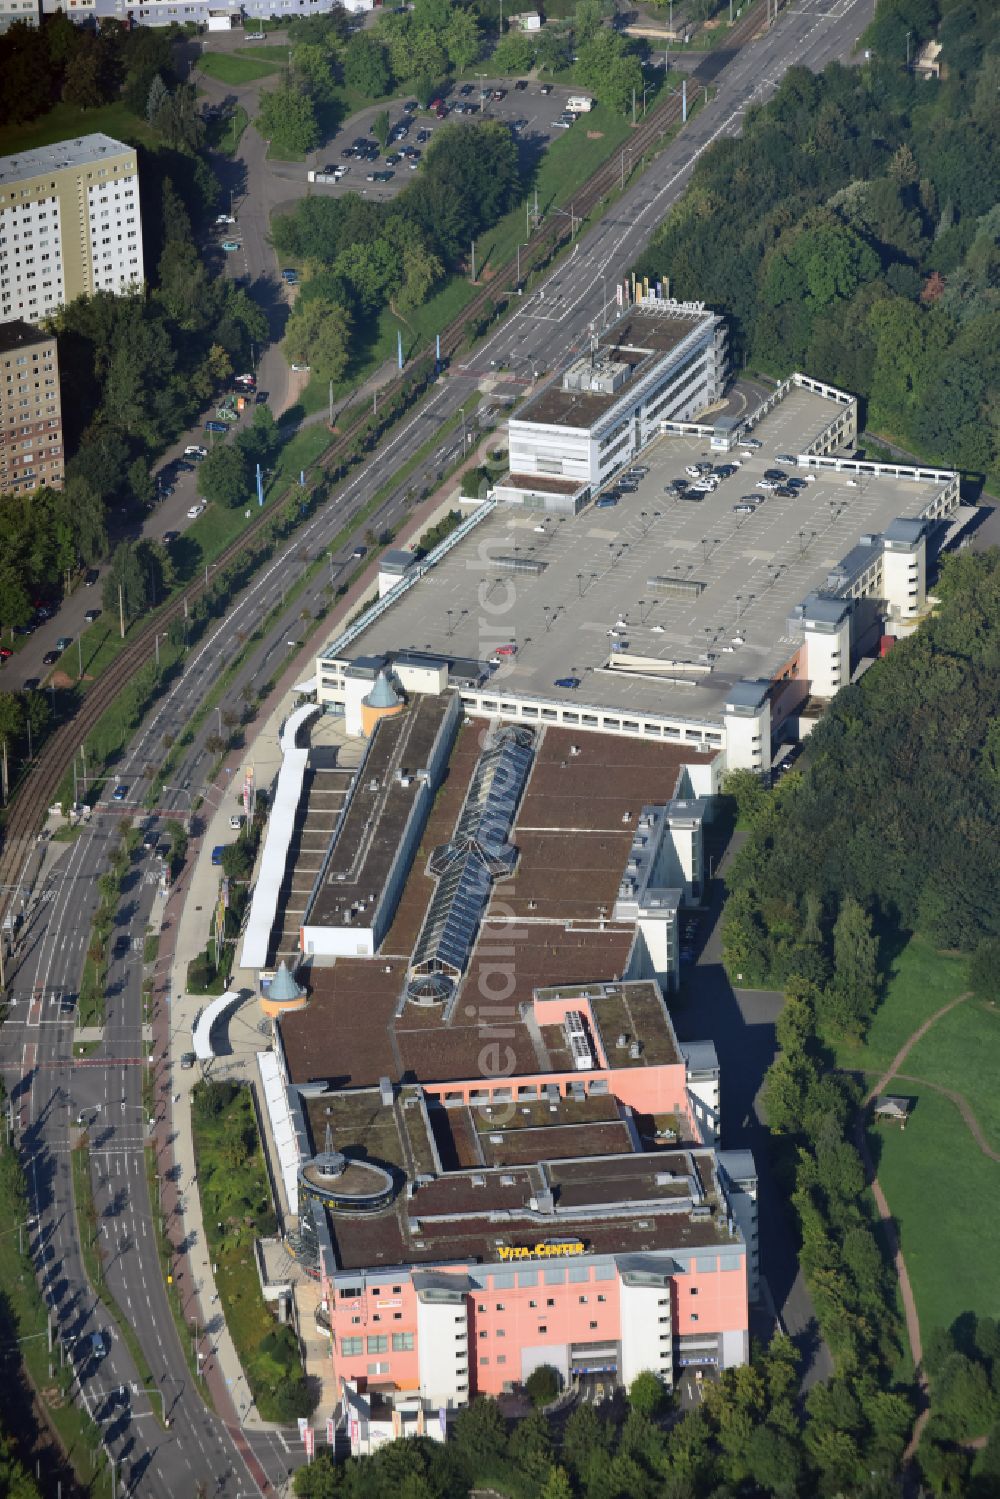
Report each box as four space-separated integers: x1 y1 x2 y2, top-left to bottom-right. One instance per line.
293 42 339 102
451 1397 507 1465
831 894 879 1034
284 298 352 383
492 31 536 75
0 692 24 803
372 108 391 149
257 81 320 155
343 32 392 97
577 29 644 115
629 1369 668 1418
509 1408 554 1484
198 442 250 510
146 72 169 125
540 1468 573 1499
444 9 481 72
102 541 150 627
969 937 1000 1003
524 1363 561 1406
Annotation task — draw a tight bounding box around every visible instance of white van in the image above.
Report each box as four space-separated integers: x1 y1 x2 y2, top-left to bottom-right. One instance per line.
566 95 594 113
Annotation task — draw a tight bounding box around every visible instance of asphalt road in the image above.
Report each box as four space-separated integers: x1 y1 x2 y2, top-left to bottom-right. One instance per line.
3 0 873 1489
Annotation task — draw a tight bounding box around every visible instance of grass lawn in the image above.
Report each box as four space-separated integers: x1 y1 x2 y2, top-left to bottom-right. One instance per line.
271 423 334 488
207 103 249 158
869 1088 1000 1338
904 999 1000 1155
827 933 968 1074
0 100 155 154
198 52 280 85
236 44 293 63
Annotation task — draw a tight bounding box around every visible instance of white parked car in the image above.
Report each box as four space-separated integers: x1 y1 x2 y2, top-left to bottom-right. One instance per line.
184 444 208 459
291 363 310 373
215 214 235 225
187 503 205 519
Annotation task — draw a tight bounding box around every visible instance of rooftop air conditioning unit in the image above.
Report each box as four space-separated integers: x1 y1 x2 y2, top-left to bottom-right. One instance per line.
629 1040 642 1059
616 1033 629 1050
569 745 581 756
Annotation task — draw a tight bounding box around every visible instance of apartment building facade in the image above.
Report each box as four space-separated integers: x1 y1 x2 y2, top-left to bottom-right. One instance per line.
0 319 63 493
0 133 143 326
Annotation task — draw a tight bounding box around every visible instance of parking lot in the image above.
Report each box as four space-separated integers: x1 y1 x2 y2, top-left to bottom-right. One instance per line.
307 81 590 202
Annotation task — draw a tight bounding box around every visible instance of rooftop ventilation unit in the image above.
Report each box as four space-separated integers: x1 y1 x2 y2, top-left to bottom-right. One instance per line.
616 1032 629 1050
629 1040 642 1059
563 1010 594 1071
379 1077 393 1107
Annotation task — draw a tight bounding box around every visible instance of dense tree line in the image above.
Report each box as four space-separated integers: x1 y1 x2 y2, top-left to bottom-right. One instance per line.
636 0 1000 482
722 550 1000 986
273 122 519 376
290 1332 928 1499
0 11 183 126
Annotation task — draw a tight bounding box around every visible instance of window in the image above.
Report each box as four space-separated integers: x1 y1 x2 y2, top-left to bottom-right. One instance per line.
479 1331 487 1340
391 1332 414 1352
497 1355 507 1365
597 1295 607 1303
690 1314 699 1323
496 1329 505 1338
338 1286 361 1300
367 1335 387 1354
340 1336 362 1357
546 1298 555 1307
480 1357 489 1366
589 1321 598 1330
528 1300 537 1309
578 1296 588 1304
477 1304 486 1313
392 1285 402 1294
495 1303 505 1312
690 1288 699 1297
538 1325 547 1334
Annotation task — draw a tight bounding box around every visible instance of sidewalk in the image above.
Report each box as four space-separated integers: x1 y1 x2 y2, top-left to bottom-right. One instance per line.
143 389 500 1437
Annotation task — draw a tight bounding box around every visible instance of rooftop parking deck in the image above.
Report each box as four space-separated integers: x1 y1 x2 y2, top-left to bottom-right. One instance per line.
343 389 950 726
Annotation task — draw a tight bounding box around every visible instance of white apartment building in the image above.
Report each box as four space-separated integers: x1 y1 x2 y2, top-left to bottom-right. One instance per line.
0 134 143 325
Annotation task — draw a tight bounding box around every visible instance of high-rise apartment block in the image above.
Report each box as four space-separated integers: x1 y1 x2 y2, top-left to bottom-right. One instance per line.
0 133 143 326
0 320 63 493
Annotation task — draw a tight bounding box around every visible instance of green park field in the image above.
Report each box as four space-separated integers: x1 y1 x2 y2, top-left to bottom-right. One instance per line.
850 937 1000 1339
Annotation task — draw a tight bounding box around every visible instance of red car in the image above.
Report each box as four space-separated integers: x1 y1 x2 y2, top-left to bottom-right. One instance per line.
0 646 12 661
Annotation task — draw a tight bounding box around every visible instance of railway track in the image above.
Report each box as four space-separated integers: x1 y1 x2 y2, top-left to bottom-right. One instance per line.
0 0 769 922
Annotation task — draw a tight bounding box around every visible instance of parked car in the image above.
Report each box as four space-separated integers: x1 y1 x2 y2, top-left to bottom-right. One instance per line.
84 608 101 624
221 240 241 252
595 494 618 508
515 78 529 90
56 636 72 651
187 503 206 519
459 82 474 96
184 444 208 458
554 677 581 689
352 545 368 559
291 362 310 372
0 646 11 661
42 650 60 666
733 502 756 514
22 677 40 691
162 530 180 544
776 452 796 464
84 568 99 587
215 213 235 225
204 420 227 433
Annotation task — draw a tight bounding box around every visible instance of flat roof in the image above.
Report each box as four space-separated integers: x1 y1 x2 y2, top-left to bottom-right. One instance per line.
500 727 707 923
313 1120 739 1271
0 133 134 188
515 306 713 431
0 320 55 355
433 1094 632 1169
307 696 451 929
342 386 950 726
